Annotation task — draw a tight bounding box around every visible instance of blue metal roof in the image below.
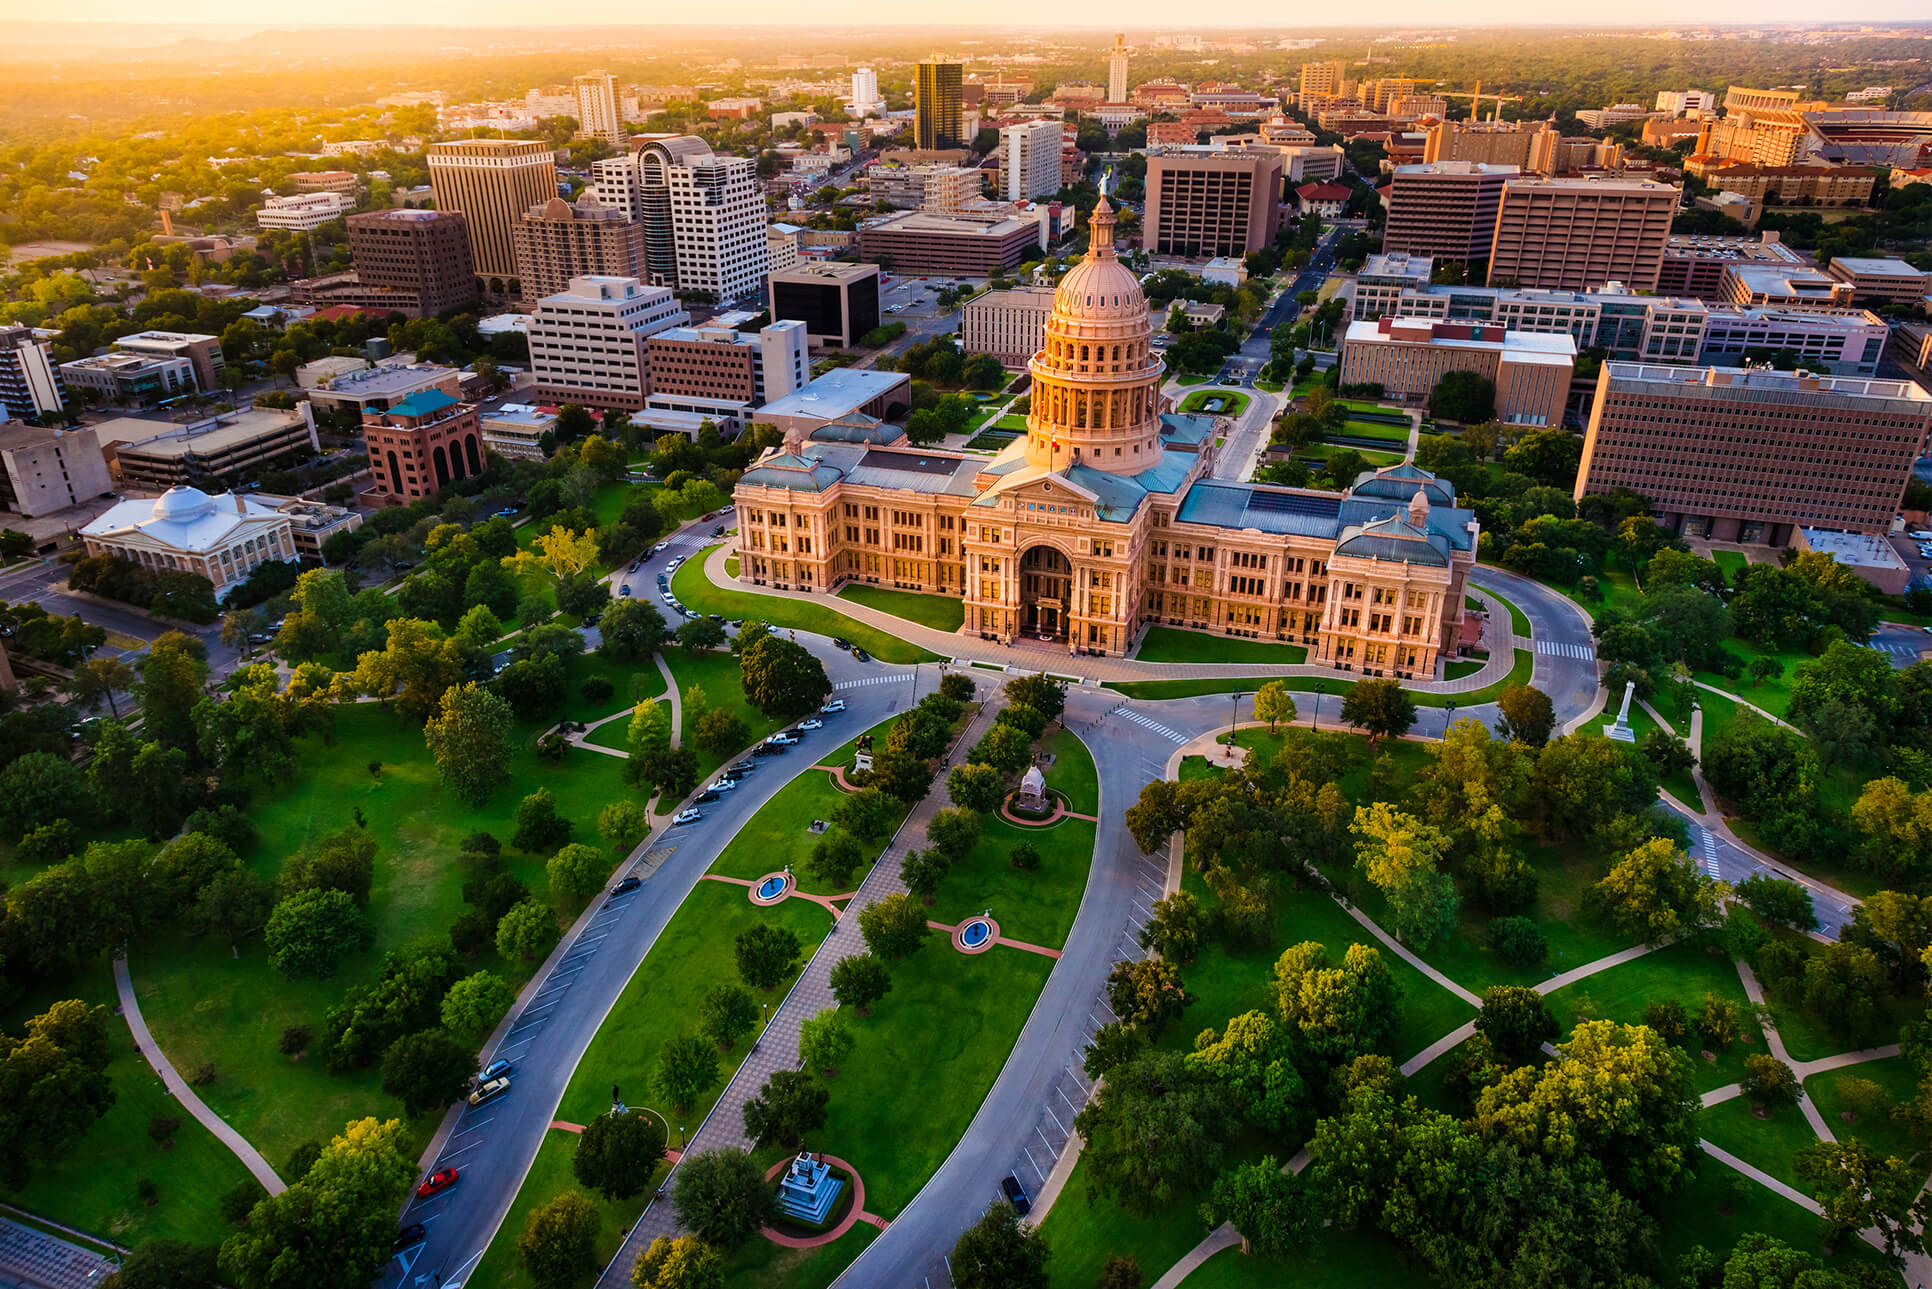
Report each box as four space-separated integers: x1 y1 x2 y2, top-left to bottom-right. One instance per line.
387 390 458 418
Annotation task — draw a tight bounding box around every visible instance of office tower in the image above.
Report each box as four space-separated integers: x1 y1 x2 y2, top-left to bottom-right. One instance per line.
362 392 484 502
427 139 559 281
1486 176 1679 292
1108 33 1129 103
767 262 882 349
574 71 626 149
1144 150 1284 256
1422 119 1554 170
0 323 67 421
960 286 1058 364
868 164 983 212
1002 120 1064 202
512 196 647 306
346 209 478 316
112 331 225 389
527 276 689 410
0 421 109 515
851 66 881 114
643 319 808 408
594 137 766 297
1339 318 1574 426
1381 162 1516 273
1576 363 1932 543
1298 60 1347 103
915 58 965 151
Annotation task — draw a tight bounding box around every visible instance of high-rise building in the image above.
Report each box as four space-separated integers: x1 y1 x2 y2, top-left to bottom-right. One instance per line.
960 286 1058 364
574 71 626 149
915 58 965 151
0 324 67 422
1382 162 1517 274
427 139 560 281
1423 120 1554 170
1144 149 1284 257
1107 33 1130 104
1002 120 1064 202
591 137 768 299
0 422 109 516
527 276 688 410
851 66 882 114
768 261 883 349
1575 363 1932 543
512 196 647 307
868 164 983 212
346 209 478 317
1486 176 1679 292
1298 60 1347 104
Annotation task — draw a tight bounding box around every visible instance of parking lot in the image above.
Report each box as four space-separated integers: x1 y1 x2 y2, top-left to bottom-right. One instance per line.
880 273 988 321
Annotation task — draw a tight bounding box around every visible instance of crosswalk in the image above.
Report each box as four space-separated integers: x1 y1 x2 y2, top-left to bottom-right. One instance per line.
1698 828 1722 879
834 674 908 691
1535 639 1596 660
1109 705 1188 744
1869 642 1923 659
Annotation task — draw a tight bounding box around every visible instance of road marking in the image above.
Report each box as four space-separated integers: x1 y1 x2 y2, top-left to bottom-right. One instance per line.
450 1116 493 1138
1535 639 1596 660
1699 828 1722 879
834 674 908 690
1107 705 1187 743
436 1139 484 1166
1023 1148 1046 1184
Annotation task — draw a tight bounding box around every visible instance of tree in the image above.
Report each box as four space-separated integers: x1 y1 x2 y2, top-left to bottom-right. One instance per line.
71 656 137 720
101 1240 219 1289
1073 1050 1235 1216
0 751 88 842
194 869 276 947
1005 672 1065 721
633 1235 724 1289
950 1201 1050 1289
1339 678 1416 744
1094 1256 1144 1289
1495 683 1555 747
733 923 802 990
1531 734 1661 843
137 632 208 752
0 1000 115 1190
547 842 608 903
1428 369 1495 423
379 1029 473 1117
738 636 830 719
281 827 377 906
1803 942 1891 1044
217 1117 415 1289
635 746 700 800
1795 1139 1929 1258
1737 874 1818 932
1742 1054 1800 1109
671 1149 774 1249
265 889 374 979
1106 959 1190 1037
829 954 891 1014
1185 1011 1307 1135
655 1033 720 1114
506 525 601 583
1475 985 1558 1066
572 1111 666 1200
1589 838 1720 943
600 597 670 662
742 1069 829 1147
859 892 931 960
693 707 747 757
1252 680 1297 733
424 683 514 805
798 1007 854 1076
1350 802 1458 947
513 788 574 853
947 763 1007 814
516 1190 600 1289
599 800 653 852
971 723 1033 774
440 971 516 1047
1489 915 1547 967
496 898 559 962
1273 941 1400 1065
1200 1159 1318 1258
1137 890 1206 965
806 828 864 888
700 985 759 1050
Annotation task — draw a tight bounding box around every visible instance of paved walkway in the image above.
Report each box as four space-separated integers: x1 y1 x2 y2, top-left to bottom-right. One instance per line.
113 956 286 1195
598 702 1004 1285
569 652 682 762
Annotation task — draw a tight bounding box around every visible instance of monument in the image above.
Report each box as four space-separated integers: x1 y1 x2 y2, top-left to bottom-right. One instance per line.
775 1153 844 1225
1603 680 1637 743
1016 764 1048 813
852 732 873 775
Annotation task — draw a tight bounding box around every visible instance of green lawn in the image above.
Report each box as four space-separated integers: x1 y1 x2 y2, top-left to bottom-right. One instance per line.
136 702 639 1166
1040 1156 1218 1289
836 584 965 632
661 646 787 786
463 1129 661 1289
1108 651 1532 709
1700 1095 1820 1192
1107 676 1288 701
1183 1231 1439 1289
717 1222 879 1289
1443 659 1483 680
1713 550 1749 581
670 547 939 665
1806 1057 1923 1166
1177 390 1251 417
1480 585 1534 639
1542 941 1764 1095
1134 627 1308 666
1333 418 1411 443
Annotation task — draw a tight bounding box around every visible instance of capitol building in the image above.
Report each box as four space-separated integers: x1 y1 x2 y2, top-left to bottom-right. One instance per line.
732 198 1479 678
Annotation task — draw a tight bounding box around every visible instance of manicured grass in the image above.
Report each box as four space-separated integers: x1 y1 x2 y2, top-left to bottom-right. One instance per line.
0 978 258 1250
1543 941 1765 1095
1134 627 1308 666
718 1220 879 1289
1443 659 1483 680
660 645 786 786
136 702 639 1165
1039 727 1099 815
1480 584 1534 639
1713 550 1749 581
1294 442 1403 469
463 1129 660 1289
707 719 901 895
1039 1153 1216 1289
836 583 965 632
1109 651 1532 709
964 428 1020 451
1335 418 1411 443
1700 1095 1820 1191
1806 1056 1923 1165
1652 1161 1864 1277
1177 390 1251 417
1185 1230 1440 1289
1108 675 1287 701
671 547 939 665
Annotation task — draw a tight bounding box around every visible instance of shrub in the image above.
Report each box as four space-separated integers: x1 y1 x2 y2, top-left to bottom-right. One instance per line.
1488 915 1547 967
148 1114 182 1146
279 1025 312 1056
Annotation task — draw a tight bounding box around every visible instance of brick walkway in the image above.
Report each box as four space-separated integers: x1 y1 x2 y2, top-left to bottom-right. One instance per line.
596 702 1005 1287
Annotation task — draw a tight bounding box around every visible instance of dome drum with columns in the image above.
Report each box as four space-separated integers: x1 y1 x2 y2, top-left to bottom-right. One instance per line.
731 202 1484 674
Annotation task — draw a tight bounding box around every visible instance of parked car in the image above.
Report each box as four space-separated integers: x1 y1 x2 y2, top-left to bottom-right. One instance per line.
851 647 870 662
662 592 676 604
712 526 727 536
798 718 824 731
667 556 684 571
673 808 704 825
821 699 846 714
708 778 738 792
619 585 632 597
766 731 799 746
1001 1174 1031 1217
694 789 721 804
833 637 853 651
416 1167 460 1199
752 742 785 757
480 1058 513 1081
657 575 669 588
467 1076 511 1107
393 1223 428 1253
610 876 642 897
730 760 756 774
652 542 670 553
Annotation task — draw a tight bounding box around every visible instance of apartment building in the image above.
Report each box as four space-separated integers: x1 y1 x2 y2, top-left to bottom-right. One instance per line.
1826 256 1931 307
1381 162 1517 273
868 164 983 212
345 209 478 317
288 170 357 194
527 275 688 411
605 146 771 301
1002 120 1063 202
427 139 560 280
960 286 1057 364
1575 363 1932 543
574 71 626 149
1338 317 1575 425
1144 149 1284 257
1297 60 1347 104
362 391 485 503
1485 176 1679 292
511 196 647 307
767 261 882 349
915 58 965 150
0 324 66 421
0 423 110 516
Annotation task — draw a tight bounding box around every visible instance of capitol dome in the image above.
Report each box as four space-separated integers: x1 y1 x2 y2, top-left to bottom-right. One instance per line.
1052 197 1146 324
152 486 216 523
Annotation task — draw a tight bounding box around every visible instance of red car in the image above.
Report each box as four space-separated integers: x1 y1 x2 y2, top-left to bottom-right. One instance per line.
416 1167 459 1199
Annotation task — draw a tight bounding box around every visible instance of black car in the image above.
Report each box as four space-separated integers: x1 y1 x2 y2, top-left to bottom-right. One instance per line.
657 575 669 589
392 1223 427 1253
583 613 602 627
730 760 756 774
851 647 870 662
1000 1175 1031 1217
609 876 642 897
832 637 853 651
752 742 785 756
694 789 721 803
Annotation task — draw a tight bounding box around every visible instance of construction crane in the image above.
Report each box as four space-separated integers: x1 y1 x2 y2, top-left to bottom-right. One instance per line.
1431 80 1525 122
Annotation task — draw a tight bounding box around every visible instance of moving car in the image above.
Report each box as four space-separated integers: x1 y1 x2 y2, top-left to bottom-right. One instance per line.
618 584 631 597
610 876 642 897
1001 1174 1031 1217
416 1167 460 1199
468 1076 511 1107
673 808 704 825
652 542 670 553
821 699 846 714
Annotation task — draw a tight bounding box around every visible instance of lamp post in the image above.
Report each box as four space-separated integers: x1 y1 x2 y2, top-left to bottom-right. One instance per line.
1444 699 1457 740
1312 681 1325 730
1226 691 1244 762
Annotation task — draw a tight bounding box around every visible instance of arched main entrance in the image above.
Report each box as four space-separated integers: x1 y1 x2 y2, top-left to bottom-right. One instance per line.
1019 545 1073 641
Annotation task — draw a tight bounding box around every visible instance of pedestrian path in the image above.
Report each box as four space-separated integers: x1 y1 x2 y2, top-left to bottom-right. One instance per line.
114 956 286 1195
1535 639 1595 660
1108 705 1188 743
833 674 909 691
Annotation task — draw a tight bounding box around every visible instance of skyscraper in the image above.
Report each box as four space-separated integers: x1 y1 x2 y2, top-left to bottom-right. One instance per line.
591 137 769 300
1144 150 1284 256
574 71 625 149
915 58 965 151
345 209 478 316
1002 120 1063 201
512 196 647 306
1107 33 1130 104
1486 176 1680 292
0 323 66 421
851 66 882 115
1298 60 1348 104
426 139 559 282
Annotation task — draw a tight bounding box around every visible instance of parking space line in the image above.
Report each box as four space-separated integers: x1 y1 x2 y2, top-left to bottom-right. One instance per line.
450 1116 493 1138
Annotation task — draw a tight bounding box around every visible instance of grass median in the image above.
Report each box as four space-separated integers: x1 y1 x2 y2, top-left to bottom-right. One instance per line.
671 547 939 665
1134 627 1308 666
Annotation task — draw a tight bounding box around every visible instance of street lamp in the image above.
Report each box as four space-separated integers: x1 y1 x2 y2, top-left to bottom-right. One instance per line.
1312 681 1325 730
1444 699 1458 740
1226 691 1244 762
